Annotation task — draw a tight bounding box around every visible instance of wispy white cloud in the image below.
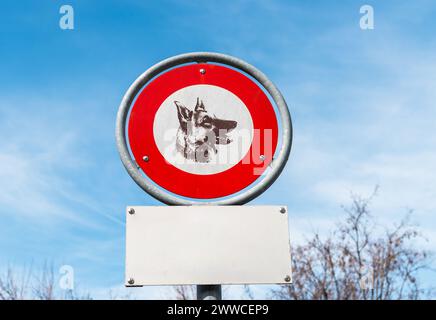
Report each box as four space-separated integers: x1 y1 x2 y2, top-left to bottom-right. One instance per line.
276 9 436 253
1 0 436 299
0 97 124 228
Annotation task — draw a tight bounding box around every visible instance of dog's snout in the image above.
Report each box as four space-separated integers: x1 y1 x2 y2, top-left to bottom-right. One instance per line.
213 118 237 131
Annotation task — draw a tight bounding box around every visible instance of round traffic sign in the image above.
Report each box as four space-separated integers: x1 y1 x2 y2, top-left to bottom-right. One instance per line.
116 52 292 205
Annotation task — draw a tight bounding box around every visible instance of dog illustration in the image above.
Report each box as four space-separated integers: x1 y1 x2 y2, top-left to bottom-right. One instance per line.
175 97 237 163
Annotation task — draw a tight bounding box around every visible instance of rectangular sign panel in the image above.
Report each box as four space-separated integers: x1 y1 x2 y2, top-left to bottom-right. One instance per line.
125 206 292 286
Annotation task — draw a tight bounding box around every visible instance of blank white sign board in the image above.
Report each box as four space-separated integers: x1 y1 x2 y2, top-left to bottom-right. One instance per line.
125 206 292 286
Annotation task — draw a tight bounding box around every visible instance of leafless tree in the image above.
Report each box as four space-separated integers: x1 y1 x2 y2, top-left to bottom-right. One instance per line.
0 266 32 300
243 285 254 300
107 288 132 300
0 263 91 300
271 188 433 300
32 262 55 300
170 285 196 300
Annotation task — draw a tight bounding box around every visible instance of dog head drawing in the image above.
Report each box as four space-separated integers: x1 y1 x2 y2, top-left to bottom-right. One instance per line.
175 97 237 163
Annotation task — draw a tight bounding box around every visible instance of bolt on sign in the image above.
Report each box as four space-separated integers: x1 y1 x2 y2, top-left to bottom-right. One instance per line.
116 52 293 288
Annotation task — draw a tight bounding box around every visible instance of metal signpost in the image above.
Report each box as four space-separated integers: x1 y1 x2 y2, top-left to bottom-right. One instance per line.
116 52 293 300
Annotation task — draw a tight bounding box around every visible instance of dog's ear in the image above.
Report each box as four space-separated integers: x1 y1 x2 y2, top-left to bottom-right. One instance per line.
174 101 192 131
194 97 206 112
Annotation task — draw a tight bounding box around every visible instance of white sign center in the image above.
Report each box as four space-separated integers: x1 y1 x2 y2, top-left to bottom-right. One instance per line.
153 84 254 175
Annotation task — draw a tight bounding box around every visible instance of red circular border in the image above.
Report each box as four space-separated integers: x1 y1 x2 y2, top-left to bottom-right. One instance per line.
128 63 278 199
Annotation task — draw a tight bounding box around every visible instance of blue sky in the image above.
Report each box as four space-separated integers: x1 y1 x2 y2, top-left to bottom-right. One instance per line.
1 0 436 298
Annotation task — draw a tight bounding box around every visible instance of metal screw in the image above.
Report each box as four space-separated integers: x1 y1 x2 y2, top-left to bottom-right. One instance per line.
128 278 135 285
280 207 286 214
143 155 149 162
259 155 265 161
199 68 206 74
128 208 135 215
284 275 291 282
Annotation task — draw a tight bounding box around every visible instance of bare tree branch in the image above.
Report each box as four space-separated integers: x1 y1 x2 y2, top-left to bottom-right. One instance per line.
271 188 433 300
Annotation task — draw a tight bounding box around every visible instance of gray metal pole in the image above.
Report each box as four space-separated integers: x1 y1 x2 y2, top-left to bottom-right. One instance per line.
197 285 222 300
